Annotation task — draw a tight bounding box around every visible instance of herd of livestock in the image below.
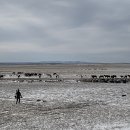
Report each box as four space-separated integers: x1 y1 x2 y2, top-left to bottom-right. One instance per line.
0 72 130 83
80 74 130 83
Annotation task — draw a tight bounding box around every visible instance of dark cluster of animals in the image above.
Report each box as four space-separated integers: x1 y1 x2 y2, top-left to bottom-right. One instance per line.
80 74 130 83
0 72 130 83
0 72 59 80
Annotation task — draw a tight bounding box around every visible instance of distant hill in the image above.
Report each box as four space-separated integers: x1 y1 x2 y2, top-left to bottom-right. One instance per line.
0 61 130 65
40 61 89 64
0 61 86 65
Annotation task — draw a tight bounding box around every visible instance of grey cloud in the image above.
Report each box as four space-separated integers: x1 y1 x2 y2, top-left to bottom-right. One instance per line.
0 0 130 62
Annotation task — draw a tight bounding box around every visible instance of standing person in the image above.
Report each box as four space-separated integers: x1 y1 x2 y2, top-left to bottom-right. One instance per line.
15 89 22 104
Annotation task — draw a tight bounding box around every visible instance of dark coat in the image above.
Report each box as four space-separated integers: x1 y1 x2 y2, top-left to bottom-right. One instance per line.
15 90 22 99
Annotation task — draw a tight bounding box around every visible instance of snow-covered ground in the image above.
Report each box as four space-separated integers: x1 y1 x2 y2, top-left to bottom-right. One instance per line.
0 64 130 130
0 81 130 130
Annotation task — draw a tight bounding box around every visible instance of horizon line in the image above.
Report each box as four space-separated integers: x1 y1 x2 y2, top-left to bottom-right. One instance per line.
0 61 130 64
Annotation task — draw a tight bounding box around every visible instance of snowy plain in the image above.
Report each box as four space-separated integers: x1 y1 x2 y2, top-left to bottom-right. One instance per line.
0 64 130 130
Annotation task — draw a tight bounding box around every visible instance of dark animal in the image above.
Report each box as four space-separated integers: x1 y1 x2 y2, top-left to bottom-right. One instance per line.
0 75 4 78
24 73 38 77
38 73 42 78
111 75 117 78
17 72 24 74
128 75 130 78
53 73 59 79
91 75 97 78
122 94 126 97
99 75 104 79
18 75 20 78
104 75 110 78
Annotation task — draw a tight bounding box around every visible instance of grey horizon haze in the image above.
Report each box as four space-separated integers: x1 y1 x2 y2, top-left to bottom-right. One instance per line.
0 0 130 63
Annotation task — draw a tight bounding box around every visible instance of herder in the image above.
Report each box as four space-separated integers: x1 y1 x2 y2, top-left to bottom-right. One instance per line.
15 89 22 104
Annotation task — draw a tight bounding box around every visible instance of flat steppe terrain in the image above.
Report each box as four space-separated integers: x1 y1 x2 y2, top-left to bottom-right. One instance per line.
0 63 130 130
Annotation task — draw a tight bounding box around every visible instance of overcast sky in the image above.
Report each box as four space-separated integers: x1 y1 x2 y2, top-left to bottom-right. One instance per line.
0 0 130 63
